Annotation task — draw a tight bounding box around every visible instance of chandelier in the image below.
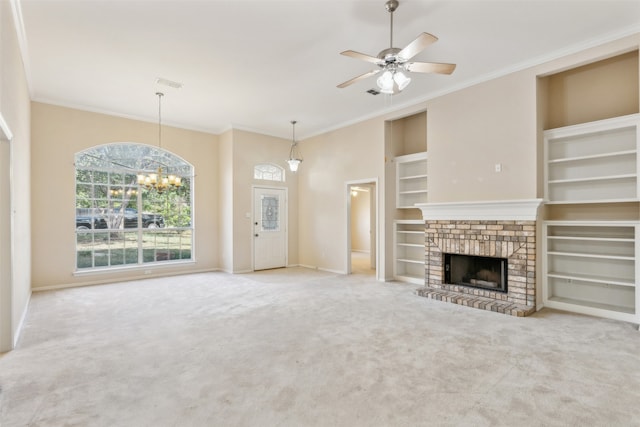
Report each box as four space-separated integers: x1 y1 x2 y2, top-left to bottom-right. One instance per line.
137 92 182 192
287 120 303 172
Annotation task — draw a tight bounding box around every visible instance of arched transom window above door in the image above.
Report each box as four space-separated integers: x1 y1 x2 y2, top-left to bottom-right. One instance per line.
254 163 285 182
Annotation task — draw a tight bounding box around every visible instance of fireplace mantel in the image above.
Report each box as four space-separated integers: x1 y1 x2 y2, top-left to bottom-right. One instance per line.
416 199 543 221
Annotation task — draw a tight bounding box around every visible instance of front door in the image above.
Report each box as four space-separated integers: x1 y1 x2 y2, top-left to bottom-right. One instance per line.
253 187 287 270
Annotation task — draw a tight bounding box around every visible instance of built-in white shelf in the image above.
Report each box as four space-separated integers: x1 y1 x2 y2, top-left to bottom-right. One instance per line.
544 114 640 204
543 221 639 324
394 220 425 285
396 152 428 209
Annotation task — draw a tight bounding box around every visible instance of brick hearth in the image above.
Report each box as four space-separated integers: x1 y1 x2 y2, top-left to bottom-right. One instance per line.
415 287 536 317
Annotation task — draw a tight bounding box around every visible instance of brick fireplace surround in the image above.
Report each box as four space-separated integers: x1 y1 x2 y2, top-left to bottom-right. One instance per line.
415 200 543 317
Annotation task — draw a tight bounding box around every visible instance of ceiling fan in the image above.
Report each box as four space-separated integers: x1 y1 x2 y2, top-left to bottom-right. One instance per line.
337 0 456 94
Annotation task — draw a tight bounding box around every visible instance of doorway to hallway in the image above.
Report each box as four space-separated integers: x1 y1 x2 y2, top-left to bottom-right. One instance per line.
346 179 377 277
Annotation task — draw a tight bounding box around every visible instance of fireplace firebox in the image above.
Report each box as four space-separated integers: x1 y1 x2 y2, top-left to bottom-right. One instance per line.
444 254 508 293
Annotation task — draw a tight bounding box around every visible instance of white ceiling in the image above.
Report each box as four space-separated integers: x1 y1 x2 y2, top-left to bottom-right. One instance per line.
15 0 640 139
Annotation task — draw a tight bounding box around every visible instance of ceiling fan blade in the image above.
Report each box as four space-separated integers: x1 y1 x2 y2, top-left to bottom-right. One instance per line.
406 61 456 75
337 69 381 88
398 32 438 61
340 50 382 65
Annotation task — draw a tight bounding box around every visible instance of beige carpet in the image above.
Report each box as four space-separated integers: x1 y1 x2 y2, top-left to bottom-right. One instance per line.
1 268 639 426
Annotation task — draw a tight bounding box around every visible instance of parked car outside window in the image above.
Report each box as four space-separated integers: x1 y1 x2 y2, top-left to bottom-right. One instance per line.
75 208 164 230
121 208 165 229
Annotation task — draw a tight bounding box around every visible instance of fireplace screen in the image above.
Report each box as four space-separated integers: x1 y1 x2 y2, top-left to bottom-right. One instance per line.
444 254 508 292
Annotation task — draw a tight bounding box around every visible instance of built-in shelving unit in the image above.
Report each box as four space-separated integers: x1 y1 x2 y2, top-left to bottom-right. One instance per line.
539 51 640 327
543 221 639 323
394 220 425 285
396 152 428 209
544 114 640 204
386 111 427 283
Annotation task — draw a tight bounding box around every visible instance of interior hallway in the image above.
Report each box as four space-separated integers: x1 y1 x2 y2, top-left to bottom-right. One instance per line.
351 251 375 276
1 268 639 426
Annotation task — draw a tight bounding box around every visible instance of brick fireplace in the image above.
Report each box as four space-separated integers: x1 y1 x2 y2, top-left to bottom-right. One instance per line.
415 199 543 317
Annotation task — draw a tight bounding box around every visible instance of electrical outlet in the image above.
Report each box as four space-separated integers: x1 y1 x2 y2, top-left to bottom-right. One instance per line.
144 269 152 275
494 163 502 172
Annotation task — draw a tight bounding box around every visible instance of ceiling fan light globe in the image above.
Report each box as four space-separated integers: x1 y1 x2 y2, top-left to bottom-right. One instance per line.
377 70 394 93
394 71 411 91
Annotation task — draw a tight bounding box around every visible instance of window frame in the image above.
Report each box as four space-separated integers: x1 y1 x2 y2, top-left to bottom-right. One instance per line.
74 143 194 273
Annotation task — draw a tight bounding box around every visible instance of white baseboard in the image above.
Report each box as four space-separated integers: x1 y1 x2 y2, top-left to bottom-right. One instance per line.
298 264 345 275
297 264 317 270
318 267 346 275
33 268 221 292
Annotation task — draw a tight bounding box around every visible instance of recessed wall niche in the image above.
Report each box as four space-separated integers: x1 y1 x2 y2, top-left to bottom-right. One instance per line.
385 110 428 283
541 50 639 130
388 111 427 157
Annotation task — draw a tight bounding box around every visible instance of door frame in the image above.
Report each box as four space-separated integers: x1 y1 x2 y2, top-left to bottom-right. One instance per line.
252 185 288 271
346 178 379 280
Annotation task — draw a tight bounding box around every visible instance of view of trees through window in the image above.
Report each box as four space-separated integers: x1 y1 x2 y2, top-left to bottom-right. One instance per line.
75 143 193 270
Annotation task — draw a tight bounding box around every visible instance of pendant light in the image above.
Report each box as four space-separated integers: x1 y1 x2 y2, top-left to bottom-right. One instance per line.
287 120 303 172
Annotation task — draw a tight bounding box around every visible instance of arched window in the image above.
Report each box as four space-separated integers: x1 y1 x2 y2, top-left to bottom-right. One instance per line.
254 163 284 182
75 143 193 270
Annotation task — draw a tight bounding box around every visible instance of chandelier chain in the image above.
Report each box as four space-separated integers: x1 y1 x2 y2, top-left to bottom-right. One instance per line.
157 92 163 150
137 91 182 192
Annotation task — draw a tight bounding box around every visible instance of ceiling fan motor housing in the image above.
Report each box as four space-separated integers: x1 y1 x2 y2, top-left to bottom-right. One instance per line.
378 47 403 63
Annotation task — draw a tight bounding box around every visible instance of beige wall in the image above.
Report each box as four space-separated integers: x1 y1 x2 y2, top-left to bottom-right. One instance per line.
426 70 538 202
28 106 298 285
30 103 219 289
218 129 233 272
1 0 32 350
298 118 385 275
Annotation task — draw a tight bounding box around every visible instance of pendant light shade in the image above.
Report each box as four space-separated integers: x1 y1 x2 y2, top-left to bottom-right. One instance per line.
287 120 303 172
377 70 395 94
394 70 411 90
